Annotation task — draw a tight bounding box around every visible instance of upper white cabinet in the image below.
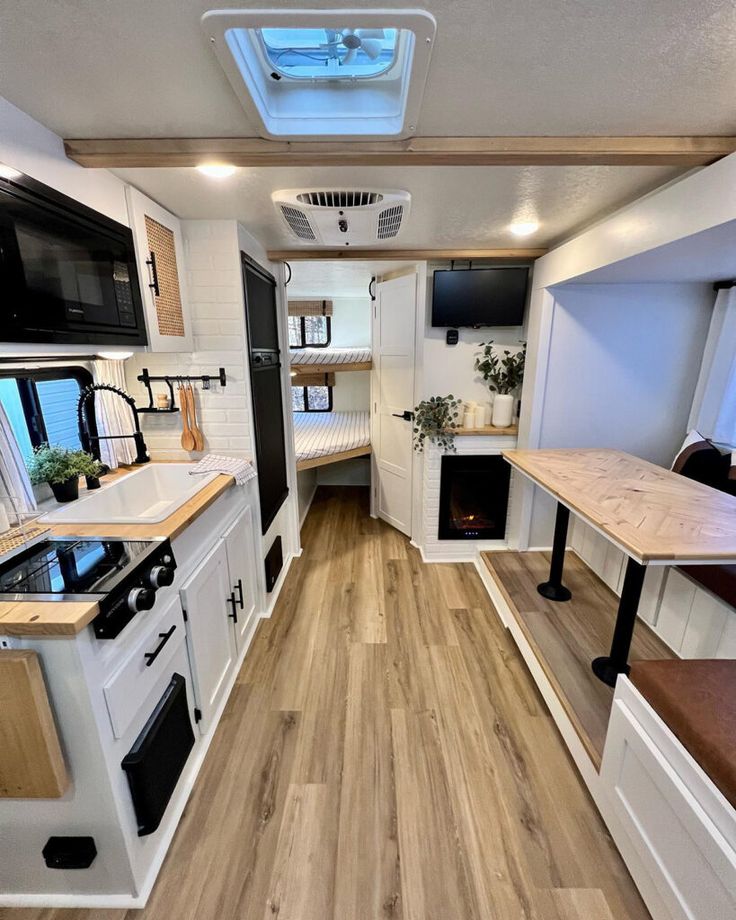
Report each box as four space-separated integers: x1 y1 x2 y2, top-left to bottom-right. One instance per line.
126 186 193 352
222 506 259 652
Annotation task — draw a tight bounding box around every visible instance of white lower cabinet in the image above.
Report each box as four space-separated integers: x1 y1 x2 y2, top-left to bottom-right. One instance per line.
180 541 237 733
223 506 258 651
180 506 260 732
601 678 736 920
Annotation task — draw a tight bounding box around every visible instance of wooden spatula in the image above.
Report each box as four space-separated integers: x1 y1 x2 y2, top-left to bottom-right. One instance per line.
179 383 195 452
187 383 205 451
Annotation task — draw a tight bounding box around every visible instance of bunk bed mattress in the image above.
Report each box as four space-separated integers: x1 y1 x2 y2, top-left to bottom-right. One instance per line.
290 347 372 366
293 411 371 464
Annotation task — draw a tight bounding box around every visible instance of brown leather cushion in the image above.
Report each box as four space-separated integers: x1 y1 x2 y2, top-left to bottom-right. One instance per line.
630 659 736 809
678 563 736 610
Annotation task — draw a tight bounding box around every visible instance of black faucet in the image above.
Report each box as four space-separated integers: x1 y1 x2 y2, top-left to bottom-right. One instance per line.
77 384 150 465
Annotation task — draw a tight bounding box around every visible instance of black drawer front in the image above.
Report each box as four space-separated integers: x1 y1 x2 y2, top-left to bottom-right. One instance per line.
121 672 195 837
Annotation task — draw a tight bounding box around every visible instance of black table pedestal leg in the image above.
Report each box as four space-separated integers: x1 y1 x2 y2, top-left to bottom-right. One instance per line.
537 502 572 602
592 557 646 687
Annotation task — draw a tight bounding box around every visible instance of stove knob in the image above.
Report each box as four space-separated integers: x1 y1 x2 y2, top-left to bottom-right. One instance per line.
127 587 156 614
148 565 174 589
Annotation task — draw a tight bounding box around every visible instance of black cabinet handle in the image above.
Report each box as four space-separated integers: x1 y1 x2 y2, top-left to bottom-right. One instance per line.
227 592 238 624
146 250 160 297
392 410 415 421
143 624 176 668
235 579 244 610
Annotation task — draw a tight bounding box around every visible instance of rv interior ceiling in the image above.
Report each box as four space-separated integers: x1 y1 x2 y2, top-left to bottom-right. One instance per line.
1 3 736 919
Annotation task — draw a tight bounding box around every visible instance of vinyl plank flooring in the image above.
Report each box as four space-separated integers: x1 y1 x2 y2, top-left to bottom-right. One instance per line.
2 487 649 920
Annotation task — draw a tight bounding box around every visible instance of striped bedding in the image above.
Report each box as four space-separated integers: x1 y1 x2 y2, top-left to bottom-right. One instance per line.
290 347 371 366
293 411 370 463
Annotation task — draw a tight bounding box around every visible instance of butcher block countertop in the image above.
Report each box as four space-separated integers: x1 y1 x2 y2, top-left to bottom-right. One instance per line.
0 468 235 638
503 447 736 564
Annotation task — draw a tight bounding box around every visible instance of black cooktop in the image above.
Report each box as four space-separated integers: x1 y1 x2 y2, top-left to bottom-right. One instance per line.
0 538 159 601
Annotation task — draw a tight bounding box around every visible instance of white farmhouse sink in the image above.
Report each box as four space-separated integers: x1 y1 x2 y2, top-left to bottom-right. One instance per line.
40 464 220 525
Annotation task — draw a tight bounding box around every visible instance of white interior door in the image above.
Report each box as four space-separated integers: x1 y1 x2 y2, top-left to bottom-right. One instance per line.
373 272 418 537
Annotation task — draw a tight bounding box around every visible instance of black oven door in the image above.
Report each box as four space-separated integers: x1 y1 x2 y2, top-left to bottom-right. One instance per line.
0 176 147 346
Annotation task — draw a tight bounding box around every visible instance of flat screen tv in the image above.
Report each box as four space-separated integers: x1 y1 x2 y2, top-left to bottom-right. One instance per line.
431 267 529 327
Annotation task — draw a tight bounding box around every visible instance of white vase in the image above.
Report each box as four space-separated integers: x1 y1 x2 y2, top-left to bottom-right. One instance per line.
491 394 514 428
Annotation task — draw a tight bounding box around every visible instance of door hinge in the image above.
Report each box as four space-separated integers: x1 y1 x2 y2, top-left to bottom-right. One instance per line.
194 708 202 724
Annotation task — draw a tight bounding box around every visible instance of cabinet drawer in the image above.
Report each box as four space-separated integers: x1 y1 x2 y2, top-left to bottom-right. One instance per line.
104 594 186 739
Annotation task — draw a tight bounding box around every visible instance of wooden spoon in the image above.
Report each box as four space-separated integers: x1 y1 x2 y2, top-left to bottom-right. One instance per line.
179 384 196 452
187 383 205 451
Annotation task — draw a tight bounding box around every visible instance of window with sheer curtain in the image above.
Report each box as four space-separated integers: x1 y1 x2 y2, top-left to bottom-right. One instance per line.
688 287 736 451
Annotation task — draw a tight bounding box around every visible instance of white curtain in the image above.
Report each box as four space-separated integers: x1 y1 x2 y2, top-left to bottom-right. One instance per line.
688 287 736 450
92 360 138 468
0 401 36 517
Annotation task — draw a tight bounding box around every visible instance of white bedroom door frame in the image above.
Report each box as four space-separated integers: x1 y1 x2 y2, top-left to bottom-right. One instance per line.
371 269 420 537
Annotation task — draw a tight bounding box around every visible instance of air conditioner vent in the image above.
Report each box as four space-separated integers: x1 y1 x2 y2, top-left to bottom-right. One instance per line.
296 190 384 208
280 205 316 241
376 205 404 239
273 189 410 245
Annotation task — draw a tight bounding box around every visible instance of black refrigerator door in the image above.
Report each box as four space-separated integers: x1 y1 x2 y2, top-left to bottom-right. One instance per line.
250 365 289 534
241 254 289 534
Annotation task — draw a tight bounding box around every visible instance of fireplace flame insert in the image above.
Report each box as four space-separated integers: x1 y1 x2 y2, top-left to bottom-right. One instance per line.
438 454 510 540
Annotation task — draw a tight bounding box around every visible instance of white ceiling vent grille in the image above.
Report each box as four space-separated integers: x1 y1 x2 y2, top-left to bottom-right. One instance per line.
296 190 384 208
280 205 316 241
273 189 411 246
377 205 404 239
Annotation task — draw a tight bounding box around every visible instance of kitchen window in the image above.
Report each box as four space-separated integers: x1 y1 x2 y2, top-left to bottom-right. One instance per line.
0 367 97 458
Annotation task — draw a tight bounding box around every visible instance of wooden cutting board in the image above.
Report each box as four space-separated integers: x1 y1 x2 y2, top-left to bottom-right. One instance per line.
0 650 69 797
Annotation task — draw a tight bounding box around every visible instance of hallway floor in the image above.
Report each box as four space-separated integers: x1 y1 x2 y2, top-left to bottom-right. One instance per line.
1 487 649 920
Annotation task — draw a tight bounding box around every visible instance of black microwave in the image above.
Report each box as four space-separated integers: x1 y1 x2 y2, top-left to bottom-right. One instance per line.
0 172 148 346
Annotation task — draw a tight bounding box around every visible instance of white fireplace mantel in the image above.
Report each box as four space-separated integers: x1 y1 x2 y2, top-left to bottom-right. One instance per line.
417 430 518 562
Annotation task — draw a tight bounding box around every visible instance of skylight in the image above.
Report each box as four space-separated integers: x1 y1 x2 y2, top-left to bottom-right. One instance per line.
202 10 436 140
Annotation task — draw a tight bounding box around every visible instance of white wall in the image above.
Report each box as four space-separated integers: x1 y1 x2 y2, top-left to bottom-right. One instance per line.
0 96 127 224
329 297 371 347
528 281 712 546
297 469 317 526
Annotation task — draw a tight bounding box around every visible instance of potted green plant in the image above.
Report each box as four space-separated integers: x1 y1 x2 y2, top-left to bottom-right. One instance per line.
26 445 99 503
76 453 105 491
474 341 527 427
413 395 461 452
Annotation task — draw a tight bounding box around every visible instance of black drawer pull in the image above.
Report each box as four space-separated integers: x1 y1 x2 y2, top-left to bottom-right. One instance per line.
235 578 244 610
146 250 160 297
143 624 176 667
227 592 238 624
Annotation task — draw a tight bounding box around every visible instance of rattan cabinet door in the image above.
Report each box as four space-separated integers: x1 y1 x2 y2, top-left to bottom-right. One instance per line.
126 186 193 352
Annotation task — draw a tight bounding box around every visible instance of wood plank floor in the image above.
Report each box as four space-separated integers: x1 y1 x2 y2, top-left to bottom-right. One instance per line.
0 487 650 920
482 550 674 768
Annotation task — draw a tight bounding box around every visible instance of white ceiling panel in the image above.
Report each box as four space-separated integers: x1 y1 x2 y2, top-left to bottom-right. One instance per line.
0 1 735 138
110 163 685 249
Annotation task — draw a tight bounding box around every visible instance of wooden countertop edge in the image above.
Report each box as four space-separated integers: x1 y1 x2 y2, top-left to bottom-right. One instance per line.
502 449 736 564
0 473 237 638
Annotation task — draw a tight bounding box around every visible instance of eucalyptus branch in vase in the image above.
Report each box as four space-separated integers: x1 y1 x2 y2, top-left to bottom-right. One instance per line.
474 341 527 428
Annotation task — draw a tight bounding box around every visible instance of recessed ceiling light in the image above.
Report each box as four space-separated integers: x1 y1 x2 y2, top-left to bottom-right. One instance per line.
0 163 23 180
196 163 238 178
509 221 540 237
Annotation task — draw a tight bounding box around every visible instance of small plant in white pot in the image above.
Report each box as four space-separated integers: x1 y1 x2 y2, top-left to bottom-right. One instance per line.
474 342 526 428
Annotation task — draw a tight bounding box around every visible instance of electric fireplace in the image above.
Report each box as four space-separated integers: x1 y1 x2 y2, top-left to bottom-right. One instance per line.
438 454 510 540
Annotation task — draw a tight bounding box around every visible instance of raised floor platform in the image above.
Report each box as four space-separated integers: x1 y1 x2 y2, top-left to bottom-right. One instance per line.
481 549 675 768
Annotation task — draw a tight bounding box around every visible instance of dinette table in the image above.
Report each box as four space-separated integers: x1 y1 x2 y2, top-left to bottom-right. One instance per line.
503 448 736 686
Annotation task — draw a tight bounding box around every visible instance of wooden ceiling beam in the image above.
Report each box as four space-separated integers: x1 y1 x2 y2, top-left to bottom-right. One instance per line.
63 136 736 168
267 249 547 261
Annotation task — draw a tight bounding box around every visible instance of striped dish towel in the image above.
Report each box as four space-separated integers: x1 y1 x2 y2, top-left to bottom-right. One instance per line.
189 455 257 486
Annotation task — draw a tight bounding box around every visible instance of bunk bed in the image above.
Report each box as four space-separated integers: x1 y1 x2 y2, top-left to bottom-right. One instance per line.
293 410 371 471
290 346 372 376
